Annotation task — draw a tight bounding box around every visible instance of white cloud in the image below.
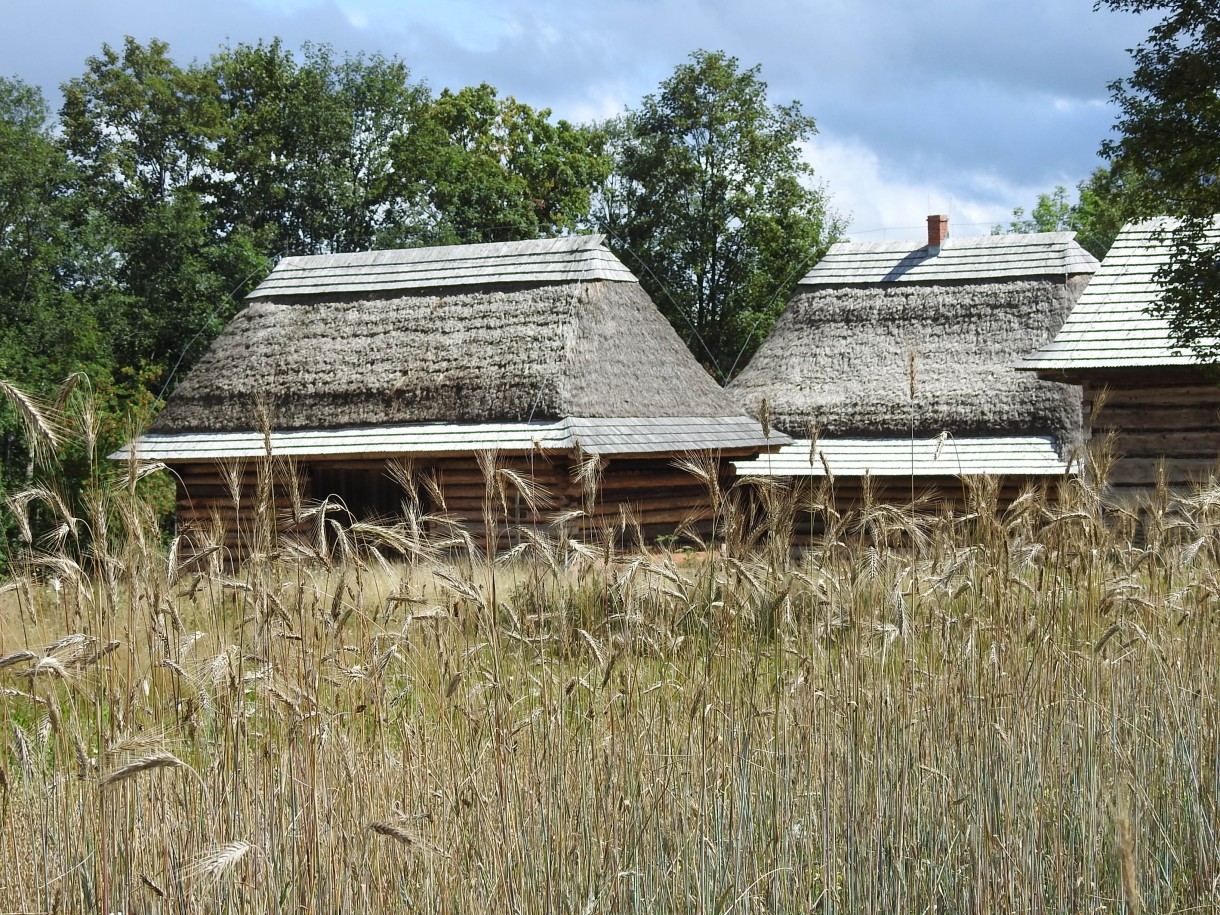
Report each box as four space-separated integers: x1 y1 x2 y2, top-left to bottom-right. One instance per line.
565 83 632 123
339 4 369 29
804 136 1028 243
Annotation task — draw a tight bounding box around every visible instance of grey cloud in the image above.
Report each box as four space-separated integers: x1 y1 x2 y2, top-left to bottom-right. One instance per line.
1 0 1155 230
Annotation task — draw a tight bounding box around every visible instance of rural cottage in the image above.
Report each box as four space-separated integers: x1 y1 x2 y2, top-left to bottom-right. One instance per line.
117 235 783 552
730 216 1099 513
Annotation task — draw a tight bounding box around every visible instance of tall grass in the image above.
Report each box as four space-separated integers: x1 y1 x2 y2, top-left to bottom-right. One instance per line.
0 389 1218 912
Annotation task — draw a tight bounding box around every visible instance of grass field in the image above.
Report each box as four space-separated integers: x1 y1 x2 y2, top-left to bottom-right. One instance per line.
1 412 1218 912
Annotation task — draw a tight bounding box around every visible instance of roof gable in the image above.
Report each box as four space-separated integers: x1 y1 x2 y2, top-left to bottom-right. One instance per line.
803 232 1099 286
250 235 637 298
1022 217 1220 372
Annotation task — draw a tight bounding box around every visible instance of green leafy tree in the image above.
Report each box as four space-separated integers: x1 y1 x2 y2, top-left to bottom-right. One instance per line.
0 78 127 551
1098 0 1220 355
389 83 610 245
207 40 430 255
0 78 100 391
0 79 102 431
1004 186 1074 235
997 172 1140 260
1069 166 1152 260
60 38 263 384
597 50 843 377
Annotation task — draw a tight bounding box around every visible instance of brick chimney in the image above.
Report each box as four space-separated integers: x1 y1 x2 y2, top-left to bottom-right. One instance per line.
927 214 949 250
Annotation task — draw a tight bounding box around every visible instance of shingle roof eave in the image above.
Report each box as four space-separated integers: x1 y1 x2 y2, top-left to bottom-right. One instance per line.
1019 216 1220 372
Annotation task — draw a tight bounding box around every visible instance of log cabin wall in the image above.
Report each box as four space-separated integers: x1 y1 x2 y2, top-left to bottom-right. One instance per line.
170 452 735 560
1084 376 1220 502
740 475 1064 543
173 457 308 558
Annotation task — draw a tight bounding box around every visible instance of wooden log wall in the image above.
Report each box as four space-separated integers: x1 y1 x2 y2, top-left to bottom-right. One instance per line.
742 475 1064 542
173 458 309 557
1084 379 1220 502
171 451 735 560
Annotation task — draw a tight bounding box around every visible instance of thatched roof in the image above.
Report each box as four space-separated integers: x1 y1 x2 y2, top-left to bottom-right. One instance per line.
144 236 778 457
729 232 1097 443
1022 217 1220 375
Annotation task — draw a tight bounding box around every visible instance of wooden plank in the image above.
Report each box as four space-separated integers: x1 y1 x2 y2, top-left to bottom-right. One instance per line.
1094 406 1220 431
1093 384 1220 406
1104 431 1220 458
1102 458 1220 487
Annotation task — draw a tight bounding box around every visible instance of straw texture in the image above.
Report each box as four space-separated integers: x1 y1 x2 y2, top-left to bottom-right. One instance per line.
154 280 746 433
730 276 1089 441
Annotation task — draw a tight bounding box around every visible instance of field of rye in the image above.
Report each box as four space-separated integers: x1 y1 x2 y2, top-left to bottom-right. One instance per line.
0 388 1218 913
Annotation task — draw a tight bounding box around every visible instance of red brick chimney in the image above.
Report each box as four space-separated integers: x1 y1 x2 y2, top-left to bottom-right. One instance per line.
927 214 948 249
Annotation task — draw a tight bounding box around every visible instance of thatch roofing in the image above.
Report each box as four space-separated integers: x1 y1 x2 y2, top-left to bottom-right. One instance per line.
1022 217 1220 374
141 236 779 458
729 231 1097 444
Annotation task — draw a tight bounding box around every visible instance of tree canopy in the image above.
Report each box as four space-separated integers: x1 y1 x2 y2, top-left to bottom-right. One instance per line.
1098 0 1220 355
596 51 843 378
996 169 1137 261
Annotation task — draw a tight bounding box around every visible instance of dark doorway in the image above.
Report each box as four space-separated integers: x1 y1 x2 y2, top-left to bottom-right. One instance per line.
308 464 405 524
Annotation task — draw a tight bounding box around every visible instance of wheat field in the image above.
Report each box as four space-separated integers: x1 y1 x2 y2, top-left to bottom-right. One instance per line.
0 398 1218 912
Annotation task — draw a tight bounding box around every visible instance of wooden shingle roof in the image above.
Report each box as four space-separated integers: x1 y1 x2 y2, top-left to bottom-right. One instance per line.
115 417 785 462
803 232 1099 286
732 435 1072 479
251 234 636 299
1022 218 1220 372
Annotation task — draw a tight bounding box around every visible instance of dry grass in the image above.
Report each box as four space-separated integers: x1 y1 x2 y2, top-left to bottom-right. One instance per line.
1 401 1219 912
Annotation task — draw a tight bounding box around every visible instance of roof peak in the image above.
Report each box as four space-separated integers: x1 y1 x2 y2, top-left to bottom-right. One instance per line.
801 231 1098 286
275 233 606 271
250 234 637 299
826 230 1082 255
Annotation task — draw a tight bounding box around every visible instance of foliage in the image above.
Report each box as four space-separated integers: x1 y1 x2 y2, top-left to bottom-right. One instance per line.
0 77 114 552
1069 166 1148 259
207 39 430 256
1003 185 1073 234
996 167 1151 261
597 51 843 378
389 84 610 245
1098 0 1220 355
60 38 267 381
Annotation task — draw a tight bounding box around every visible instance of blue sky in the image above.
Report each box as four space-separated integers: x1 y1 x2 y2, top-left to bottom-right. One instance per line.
3 0 1153 241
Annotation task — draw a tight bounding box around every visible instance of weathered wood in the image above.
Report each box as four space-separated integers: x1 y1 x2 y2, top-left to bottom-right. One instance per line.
1105 431 1220 457
1082 378 1220 493
168 450 750 559
1093 407 1220 432
1100 459 1220 488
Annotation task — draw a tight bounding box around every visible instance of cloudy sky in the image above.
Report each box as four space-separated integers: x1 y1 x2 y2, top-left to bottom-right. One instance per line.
3 0 1153 241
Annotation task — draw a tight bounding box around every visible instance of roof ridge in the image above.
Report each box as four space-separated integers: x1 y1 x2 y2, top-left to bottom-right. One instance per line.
801 232 1099 286
250 234 637 298
276 234 605 270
